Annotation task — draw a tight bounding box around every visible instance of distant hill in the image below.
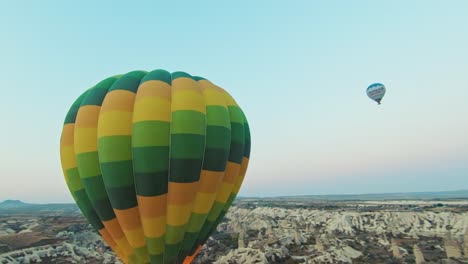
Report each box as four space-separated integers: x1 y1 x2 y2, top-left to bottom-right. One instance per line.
0 200 79 215
239 189 468 201
0 200 31 209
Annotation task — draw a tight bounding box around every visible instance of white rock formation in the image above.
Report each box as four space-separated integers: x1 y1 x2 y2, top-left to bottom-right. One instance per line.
464 231 468 256
413 244 425 264
444 236 462 259
391 238 401 258
315 236 325 251
238 230 246 249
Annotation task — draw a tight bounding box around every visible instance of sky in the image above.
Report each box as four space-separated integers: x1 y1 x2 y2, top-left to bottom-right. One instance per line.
0 1 467 203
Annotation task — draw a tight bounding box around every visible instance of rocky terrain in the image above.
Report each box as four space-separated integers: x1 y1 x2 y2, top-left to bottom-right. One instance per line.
0 198 467 263
0 213 120 264
193 200 468 264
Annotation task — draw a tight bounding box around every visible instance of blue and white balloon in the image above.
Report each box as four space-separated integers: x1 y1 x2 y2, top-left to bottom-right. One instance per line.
367 83 386 104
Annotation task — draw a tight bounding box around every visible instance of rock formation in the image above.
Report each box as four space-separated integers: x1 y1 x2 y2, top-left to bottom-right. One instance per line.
444 236 462 259
413 244 425 264
391 238 401 258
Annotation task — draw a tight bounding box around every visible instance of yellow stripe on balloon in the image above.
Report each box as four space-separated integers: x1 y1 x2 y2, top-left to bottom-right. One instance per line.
98 111 133 136
132 97 171 122
171 90 206 113
141 216 166 238
216 182 235 203
192 192 217 213
60 146 76 171
74 128 98 153
167 204 193 226
201 85 228 106
233 157 250 194
122 227 146 248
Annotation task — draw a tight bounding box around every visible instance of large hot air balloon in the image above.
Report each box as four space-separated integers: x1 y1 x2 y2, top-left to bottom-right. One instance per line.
366 83 386 104
59 70 251 264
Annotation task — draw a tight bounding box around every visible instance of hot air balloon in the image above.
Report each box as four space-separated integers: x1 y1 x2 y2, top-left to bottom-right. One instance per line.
366 83 386 104
59 70 251 264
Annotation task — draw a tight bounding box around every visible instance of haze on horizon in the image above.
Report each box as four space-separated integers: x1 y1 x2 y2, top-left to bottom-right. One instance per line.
0 1 467 203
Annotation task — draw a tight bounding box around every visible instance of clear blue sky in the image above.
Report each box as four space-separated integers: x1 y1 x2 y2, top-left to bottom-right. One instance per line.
1 1 467 203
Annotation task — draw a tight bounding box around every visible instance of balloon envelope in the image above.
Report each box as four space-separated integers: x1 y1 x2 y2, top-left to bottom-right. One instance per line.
366 83 386 104
59 70 251 264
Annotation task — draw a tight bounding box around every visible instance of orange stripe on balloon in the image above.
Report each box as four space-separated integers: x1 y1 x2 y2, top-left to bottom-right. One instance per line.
136 80 171 99
137 195 167 218
114 207 144 230
100 90 136 112
103 218 126 239
74 105 100 128
197 171 224 193
61 124 74 145
222 162 241 184
167 182 199 205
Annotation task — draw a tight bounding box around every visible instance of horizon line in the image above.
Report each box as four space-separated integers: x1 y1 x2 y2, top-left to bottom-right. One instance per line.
2 188 467 204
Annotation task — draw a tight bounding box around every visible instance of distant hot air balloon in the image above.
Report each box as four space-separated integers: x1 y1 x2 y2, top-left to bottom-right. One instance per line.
59 70 251 264
366 83 386 104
